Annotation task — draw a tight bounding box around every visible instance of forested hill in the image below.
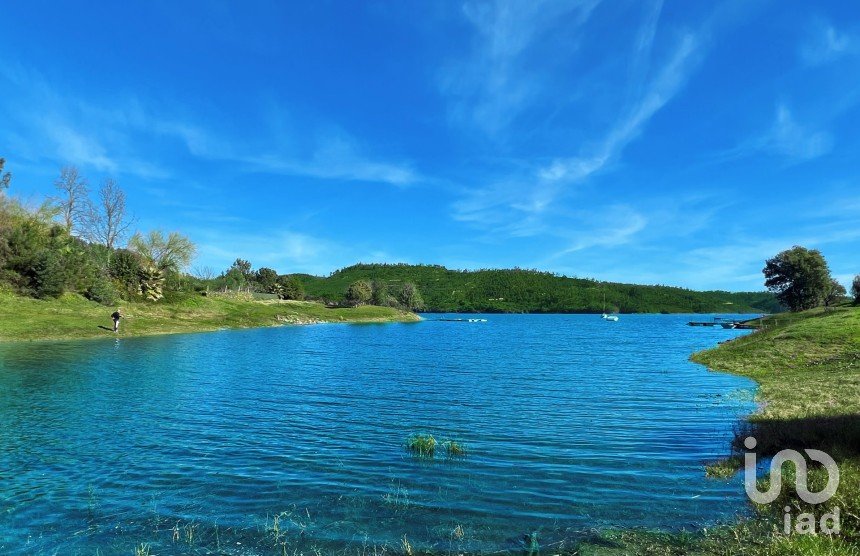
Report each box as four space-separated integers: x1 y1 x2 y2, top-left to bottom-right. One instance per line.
293 264 782 314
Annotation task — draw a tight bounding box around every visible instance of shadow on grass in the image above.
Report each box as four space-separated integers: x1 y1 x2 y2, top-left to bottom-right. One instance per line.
733 413 860 459
97 325 114 332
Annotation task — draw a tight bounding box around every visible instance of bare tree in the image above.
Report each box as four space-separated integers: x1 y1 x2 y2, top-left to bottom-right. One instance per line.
87 178 133 250
54 166 89 233
192 265 215 280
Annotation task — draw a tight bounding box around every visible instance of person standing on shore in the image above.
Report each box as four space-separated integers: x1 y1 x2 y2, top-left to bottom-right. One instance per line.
111 309 122 333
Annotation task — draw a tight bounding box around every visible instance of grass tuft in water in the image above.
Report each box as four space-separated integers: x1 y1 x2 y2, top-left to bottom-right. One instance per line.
705 454 744 479
407 434 437 457
444 440 467 458
133 543 151 556
406 434 468 460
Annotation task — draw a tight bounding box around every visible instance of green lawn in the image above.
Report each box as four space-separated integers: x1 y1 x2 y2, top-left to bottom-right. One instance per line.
0 291 419 342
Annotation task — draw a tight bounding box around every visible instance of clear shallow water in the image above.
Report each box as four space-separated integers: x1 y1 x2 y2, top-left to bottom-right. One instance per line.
0 314 756 554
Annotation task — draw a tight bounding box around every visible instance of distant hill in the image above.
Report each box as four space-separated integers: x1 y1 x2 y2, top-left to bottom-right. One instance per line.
292 263 782 314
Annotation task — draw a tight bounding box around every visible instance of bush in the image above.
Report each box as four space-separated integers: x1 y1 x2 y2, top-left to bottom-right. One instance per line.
33 250 66 299
109 249 142 297
84 275 121 305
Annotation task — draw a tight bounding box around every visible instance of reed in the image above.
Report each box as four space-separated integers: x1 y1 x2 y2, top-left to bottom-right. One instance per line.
406 434 437 457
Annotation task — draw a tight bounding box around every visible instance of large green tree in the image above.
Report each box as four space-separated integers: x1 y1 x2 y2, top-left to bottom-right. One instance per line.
255 267 279 293
763 246 832 311
276 275 304 300
345 280 372 305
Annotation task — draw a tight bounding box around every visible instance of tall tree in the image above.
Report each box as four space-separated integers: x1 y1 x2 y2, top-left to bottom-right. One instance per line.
852 275 860 304
231 258 253 281
87 179 132 249
255 267 279 292
276 275 304 300
128 230 197 272
398 282 425 311
763 246 832 312
345 280 372 305
0 158 10 192
54 166 89 233
823 279 847 308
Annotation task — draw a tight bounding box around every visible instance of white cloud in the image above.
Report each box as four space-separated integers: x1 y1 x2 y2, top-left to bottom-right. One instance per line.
800 21 856 65
762 104 833 160
540 32 698 184
439 0 600 133
451 29 701 241
239 132 418 187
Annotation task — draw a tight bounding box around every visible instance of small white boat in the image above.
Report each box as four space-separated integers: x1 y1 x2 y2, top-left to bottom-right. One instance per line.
601 294 619 321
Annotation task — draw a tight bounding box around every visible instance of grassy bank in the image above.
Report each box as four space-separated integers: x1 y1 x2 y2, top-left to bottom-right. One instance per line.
576 305 860 555
0 290 419 342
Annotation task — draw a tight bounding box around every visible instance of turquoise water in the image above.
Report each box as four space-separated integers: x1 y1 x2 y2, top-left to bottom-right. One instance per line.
0 314 756 554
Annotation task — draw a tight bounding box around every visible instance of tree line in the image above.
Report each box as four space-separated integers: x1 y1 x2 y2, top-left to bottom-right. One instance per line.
293 263 784 314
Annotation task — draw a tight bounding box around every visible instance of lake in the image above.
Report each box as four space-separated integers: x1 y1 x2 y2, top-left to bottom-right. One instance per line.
0 314 757 554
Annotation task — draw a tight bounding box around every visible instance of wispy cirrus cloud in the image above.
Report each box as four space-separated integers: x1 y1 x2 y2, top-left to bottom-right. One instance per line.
539 31 699 185
714 103 834 164
0 61 419 188
451 27 701 249
800 19 857 65
762 104 833 159
439 0 601 134
237 131 419 186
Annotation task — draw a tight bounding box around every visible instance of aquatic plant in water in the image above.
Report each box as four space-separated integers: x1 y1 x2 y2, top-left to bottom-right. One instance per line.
407 434 437 457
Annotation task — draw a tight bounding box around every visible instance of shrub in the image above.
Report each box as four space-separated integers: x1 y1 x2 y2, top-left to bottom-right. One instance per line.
84 275 121 305
109 249 142 297
33 250 66 298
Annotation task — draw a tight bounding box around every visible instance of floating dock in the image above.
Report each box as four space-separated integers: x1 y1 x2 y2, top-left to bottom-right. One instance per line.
687 316 761 329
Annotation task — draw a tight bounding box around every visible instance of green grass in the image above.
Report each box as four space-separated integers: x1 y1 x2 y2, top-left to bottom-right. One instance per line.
0 290 419 342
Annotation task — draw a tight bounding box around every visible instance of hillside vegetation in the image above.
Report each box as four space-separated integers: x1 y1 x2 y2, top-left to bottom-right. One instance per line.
294 263 781 314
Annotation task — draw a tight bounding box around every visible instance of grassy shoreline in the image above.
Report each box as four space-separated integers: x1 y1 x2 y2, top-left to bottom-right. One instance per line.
0 291 420 342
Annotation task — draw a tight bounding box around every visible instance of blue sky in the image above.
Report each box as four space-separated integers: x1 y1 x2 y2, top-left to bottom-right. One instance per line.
1 1 858 291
